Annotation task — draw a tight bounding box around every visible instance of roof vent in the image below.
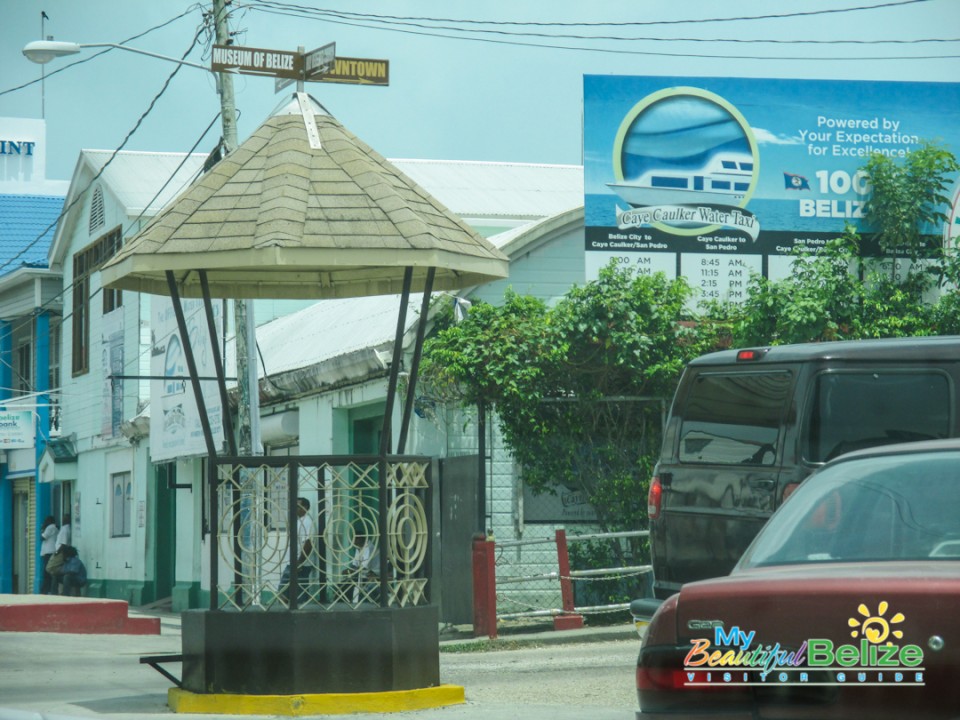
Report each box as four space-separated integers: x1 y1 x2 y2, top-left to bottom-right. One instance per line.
88 186 105 235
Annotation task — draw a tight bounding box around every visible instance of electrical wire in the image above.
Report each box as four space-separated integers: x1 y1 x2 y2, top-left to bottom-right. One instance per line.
0 27 205 277
0 5 203 99
1 111 220 400
248 0 956 44
243 0 960 60
250 0 936 28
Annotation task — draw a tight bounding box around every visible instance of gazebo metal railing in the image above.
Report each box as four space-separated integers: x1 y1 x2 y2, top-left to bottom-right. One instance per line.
209 454 432 612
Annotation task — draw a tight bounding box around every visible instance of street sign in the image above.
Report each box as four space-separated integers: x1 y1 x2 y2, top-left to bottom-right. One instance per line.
312 57 389 86
211 44 303 79
305 42 336 80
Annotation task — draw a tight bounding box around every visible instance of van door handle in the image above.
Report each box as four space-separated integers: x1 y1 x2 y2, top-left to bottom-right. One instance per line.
748 478 775 490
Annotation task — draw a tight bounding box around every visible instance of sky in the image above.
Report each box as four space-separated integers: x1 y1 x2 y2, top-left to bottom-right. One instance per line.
0 0 958 184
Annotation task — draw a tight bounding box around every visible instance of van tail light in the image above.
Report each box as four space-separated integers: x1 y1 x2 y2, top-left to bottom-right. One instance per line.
648 476 663 520
736 348 768 361
782 482 801 502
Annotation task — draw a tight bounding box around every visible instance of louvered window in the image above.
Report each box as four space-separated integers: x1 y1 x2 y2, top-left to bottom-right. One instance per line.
72 226 123 376
88 186 105 234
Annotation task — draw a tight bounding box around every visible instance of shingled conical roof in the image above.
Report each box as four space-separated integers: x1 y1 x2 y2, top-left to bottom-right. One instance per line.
101 93 509 299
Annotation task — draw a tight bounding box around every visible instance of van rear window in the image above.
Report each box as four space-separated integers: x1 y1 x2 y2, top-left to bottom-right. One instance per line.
679 372 792 465
805 371 951 463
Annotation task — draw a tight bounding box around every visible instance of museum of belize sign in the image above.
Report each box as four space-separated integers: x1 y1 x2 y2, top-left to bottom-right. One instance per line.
583 76 960 304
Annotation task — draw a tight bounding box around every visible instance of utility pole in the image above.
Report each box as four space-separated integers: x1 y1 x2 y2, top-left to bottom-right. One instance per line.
212 0 259 458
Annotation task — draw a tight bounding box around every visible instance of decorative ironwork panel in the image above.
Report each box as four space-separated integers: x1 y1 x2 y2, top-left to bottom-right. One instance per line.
212 455 431 612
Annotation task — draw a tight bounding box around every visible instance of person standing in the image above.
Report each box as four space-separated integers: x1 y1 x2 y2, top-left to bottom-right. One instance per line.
39 515 58 594
53 514 72 595
281 498 315 605
56 514 71 551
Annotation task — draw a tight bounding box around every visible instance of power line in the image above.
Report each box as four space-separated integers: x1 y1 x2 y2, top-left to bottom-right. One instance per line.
0 28 205 276
248 0 937 28
0 5 203 100
248 0 956 44
243 1 960 61
0 112 220 399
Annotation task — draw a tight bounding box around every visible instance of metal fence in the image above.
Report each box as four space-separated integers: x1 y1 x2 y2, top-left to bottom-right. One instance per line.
210 454 432 612
493 530 650 621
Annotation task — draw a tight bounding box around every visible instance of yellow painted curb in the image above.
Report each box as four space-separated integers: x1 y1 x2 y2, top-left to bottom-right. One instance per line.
168 684 466 715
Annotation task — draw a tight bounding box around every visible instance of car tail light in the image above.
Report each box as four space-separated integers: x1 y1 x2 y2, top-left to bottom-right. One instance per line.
648 476 663 519
637 666 686 691
736 348 768 361
637 667 739 692
782 482 801 502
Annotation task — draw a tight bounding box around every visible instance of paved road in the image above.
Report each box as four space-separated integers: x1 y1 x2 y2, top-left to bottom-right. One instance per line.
0 611 640 720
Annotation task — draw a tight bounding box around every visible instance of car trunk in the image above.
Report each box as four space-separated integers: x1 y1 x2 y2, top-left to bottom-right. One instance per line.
673 563 960 719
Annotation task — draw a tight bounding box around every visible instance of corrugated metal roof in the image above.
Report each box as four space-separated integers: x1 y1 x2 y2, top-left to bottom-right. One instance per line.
79 150 208 215
0 194 65 272
80 151 582 225
391 158 582 220
251 293 422 378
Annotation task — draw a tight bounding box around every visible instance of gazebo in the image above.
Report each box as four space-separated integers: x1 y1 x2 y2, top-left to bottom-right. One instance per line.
101 93 508 706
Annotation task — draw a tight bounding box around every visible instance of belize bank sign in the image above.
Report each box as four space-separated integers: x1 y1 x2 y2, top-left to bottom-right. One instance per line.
583 76 960 300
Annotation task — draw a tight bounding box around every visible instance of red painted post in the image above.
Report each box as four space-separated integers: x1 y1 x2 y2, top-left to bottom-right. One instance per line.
554 529 584 631
472 533 498 639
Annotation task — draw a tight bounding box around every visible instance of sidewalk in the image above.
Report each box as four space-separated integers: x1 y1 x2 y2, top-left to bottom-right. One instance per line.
0 597 638 720
0 594 161 634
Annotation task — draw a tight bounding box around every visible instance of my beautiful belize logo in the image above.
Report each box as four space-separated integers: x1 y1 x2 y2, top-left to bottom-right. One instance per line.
683 601 925 686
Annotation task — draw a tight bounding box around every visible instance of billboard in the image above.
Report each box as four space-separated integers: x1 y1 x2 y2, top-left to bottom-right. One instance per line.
150 297 224 461
584 76 960 302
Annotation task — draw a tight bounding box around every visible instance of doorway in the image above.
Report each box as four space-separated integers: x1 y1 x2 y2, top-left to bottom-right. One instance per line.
153 463 177 602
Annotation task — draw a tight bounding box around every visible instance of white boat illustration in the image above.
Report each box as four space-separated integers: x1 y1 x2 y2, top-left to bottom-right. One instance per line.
608 152 754 208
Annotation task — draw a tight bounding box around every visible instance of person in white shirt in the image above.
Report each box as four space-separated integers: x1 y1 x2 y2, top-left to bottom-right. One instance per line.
345 531 380 604
281 498 315 605
39 515 58 594
56 514 71 552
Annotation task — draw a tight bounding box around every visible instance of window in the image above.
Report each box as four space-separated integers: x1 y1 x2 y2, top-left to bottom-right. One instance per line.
679 372 793 465
734 182 750 191
71 226 123 376
651 176 688 189
48 320 61 393
804 371 951 463
110 471 133 537
71 272 89 376
711 180 731 190
15 341 31 395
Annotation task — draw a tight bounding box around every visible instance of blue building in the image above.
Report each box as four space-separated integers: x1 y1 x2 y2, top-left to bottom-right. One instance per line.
0 117 68 594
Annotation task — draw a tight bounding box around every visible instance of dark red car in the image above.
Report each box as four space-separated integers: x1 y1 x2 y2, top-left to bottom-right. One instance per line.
635 439 960 719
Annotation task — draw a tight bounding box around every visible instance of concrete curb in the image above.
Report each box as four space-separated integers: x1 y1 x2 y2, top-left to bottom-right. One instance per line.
168 684 466 715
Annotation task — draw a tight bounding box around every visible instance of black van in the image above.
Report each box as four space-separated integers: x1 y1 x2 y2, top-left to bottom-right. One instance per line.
649 335 960 599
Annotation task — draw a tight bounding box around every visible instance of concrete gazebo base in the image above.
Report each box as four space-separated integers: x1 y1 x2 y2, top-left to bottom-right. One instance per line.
180 605 441 696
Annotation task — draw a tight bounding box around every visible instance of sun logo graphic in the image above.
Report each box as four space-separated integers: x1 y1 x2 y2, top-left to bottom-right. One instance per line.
849 601 905 644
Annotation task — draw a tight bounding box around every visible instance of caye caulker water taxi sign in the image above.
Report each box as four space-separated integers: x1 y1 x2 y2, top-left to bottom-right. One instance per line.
583 75 960 303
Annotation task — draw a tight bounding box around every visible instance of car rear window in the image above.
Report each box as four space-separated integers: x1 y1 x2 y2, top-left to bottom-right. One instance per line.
739 449 960 567
805 371 951 463
678 371 792 465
